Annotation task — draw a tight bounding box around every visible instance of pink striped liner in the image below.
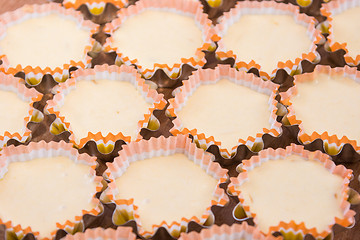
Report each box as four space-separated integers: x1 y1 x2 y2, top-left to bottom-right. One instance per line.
62 227 136 240
321 0 360 66
0 3 99 81
214 1 322 80
179 222 281 240
0 72 43 147
228 144 356 239
102 135 229 238
103 0 218 79
63 0 128 15
280 65 360 154
45 64 166 149
0 141 104 240
168 65 281 158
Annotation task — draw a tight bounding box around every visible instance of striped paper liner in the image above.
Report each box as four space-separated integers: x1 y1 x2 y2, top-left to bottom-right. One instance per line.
280 65 360 154
45 64 166 149
0 3 99 82
321 0 360 66
0 72 43 147
168 65 282 158
63 0 128 15
0 141 104 240
214 1 322 80
228 144 355 239
62 227 136 240
103 135 229 238
179 222 281 240
103 0 218 79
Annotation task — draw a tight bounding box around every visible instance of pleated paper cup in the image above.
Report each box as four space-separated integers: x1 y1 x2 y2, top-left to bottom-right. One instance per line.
103 0 218 79
0 3 99 84
321 0 360 66
0 72 43 147
102 135 229 238
0 141 104 240
179 222 281 240
168 65 282 158
63 0 128 15
45 64 166 150
228 144 355 239
280 65 360 155
214 1 322 80
62 227 136 240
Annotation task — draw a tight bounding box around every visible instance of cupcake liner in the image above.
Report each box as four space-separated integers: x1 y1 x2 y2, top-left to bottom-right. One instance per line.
0 72 43 147
62 227 136 240
45 64 167 149
321 0 360 66
0 3 99 82
103 0 218 79
63 0 128 15
280 65 360 154
102 135 229 238
0 141 104 240
179 222 281 240
228 144 356 239
214 1 322 80
168 65 282 158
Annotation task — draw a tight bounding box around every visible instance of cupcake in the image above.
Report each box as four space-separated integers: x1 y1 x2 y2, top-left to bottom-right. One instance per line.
179 222 281 240
62 227 136 240
214 1 322 80
45 64 166 150
0 72 42 147
0 3 99 84
321 0 360 66
228 144 355 239
168 65 282 158
103 0 217 79
0 141 103 239
101 135 228 238
63 0 128 15
280 65 360 155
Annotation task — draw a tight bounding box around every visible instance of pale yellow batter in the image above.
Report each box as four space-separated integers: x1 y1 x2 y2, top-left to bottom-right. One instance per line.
0 156 97 239
0 14 91 69
0 91 29 136
332 7 360 59
111 10 203 70
115 153 218 232
237 155 344 233
291 73 360 143
60 79 150 141
223 15 312 74
177 79 271 151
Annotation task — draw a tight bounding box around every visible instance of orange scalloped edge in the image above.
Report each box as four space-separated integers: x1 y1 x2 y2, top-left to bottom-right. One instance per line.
214 1 322 80
0 3 99 77
179 222 282 240
45 64 166 149
63 0 128 12
228 144 355 239
103 0 217 79
103 135 229 238
167 65 282 158
0 141 104 240
280 64 360 153
321 0 360 66
62 226 136 240
0 72 43 147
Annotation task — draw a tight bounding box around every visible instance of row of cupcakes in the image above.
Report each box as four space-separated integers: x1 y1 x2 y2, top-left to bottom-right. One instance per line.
0 135 357 239
0 62 360 162
2 0 360 85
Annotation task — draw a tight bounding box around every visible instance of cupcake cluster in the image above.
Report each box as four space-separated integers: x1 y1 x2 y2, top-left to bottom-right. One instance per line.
0 0 359 240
